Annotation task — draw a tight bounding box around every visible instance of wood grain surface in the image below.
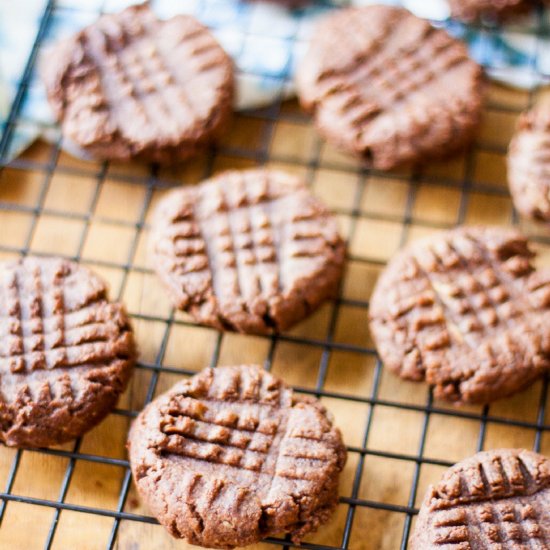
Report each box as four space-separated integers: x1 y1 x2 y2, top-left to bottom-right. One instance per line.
0 84 549 550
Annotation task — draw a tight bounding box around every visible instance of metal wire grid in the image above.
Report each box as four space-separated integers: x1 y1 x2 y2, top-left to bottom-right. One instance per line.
0 1 549 549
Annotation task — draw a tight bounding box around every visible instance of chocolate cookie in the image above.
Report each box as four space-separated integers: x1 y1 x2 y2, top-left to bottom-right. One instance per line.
0 256 135 447
508 106 550 222
128 365 346 549
369 226 550 404
410 448 550 549
150 168 345 334
449 0 535 21
296 6 484 171
42 4 233 163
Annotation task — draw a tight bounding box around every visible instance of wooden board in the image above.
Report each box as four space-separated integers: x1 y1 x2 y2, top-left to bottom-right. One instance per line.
0 84 549 550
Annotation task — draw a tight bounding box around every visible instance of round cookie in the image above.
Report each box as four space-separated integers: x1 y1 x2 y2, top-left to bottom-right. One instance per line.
369 226 550 404
128 365 347 549
296 6 484 171
150 168 345 334
410 448 550 549
0 256 135 447
508 106 550 222
449 0 536 22
42 4 233 163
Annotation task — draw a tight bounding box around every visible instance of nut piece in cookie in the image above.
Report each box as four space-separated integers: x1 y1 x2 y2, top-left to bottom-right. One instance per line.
41 4 234 163
128 365 347 549
369 226 550 404
0 256 136 447
149 168 346 334
296 5 484 171
508 106 550 222
410 448 550 549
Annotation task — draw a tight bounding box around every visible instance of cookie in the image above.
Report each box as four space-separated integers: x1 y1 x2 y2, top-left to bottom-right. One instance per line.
41 4 233 163
508 106 550 222
0 256 135 447
369 226 550 404
150 168 345 334
296 6 484 171
449 0 535 21
410 448 550 549
128 365 346 549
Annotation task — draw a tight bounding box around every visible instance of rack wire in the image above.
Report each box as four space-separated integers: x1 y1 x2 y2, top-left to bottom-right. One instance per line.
0 1 549 549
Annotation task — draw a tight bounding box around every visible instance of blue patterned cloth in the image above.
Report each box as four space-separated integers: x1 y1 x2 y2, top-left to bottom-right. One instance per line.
1 0 549 161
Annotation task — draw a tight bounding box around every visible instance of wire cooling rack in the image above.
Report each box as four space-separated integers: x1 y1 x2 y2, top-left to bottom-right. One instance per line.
0 1 550 549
